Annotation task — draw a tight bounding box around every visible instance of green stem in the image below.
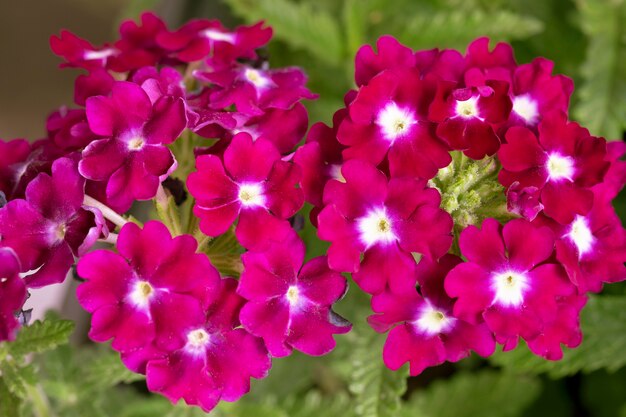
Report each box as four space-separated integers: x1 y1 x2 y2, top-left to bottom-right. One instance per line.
26 384 56 417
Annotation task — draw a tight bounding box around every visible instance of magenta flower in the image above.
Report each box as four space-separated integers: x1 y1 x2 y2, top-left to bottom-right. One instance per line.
294 108 347 210
74 69 115 106
552 188 626 293
0 138 31 200
0 248 27 342
195 103 309 155
445 218 576 351
238 233 350 357
46 108 97 151
526 294 586 360
414 47 466 83
110 12 169 72
368 255 495 375
498 112 609 224
507 58 573 127
79 80 186 211
146 278 271 413
428 81 512 159
76 221 220 356
50 30 118 70
156 20 272 63
196 65 317 117
187 132 303 251
0 157 104 288
354 35 416 87
337 68 451 179
318 159 453 295
463 37 517 86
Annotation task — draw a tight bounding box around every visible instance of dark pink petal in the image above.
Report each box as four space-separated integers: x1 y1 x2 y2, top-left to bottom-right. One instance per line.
445 262 493 324
503 219 554 271
541 182 593 225
76 250 133 312
298 256 347 305
354 35 416 87
142 96 187 145
224 133 280 182
79 138 127 181
265 160 304 218
287 305 350 356
239 298 291 357
458 218 506 271
354 244 416 294
383 325 446 375
236 208 294 251
498 126 546 172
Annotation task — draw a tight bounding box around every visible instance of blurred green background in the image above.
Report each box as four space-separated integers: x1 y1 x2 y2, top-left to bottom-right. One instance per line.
1 1 625 416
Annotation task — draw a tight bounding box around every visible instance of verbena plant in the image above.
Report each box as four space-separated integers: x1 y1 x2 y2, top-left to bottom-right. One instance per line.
1 1 625 416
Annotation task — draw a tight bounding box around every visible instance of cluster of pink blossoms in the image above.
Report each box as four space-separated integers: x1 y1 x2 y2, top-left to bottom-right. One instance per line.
296 35 626 374
0 12 625 413
0 13 348 412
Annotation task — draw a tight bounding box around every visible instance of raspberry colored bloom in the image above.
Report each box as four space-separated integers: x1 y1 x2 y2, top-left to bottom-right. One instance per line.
46 108 97 151
76 221 220 354
445 218 577 352
111 12 169 72
157 20 272 63
428 81 512 159
368 255 495 375
337 68 451 179
463 37 517 86
354 35 415 87
79 81 186 210
0 139 31 200
0 248 27 342
74 69 115 106
498 112 609 224
146 278 270 412
526 294 586 360
553 188 626 293
318 159 453 294
50 30 118 70
187 132 303 250
238 234 350 357
507 58 573 127
196 65 317 117
0 158 104 287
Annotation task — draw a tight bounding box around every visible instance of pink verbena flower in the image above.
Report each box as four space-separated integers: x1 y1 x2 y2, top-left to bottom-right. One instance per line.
318 159 453 294
187 132 303 250
368 255 495 375
551 187 626 293
463 37 517 86
0 157 104 287
0 248 27 342
354 35 416 87
145 278 270 413
0 138 31 200
156 20 272 64
445 218 577 352
79 80 186 211
337 67 451 179
238 233 350 357
76 221 220 355
50 30 119 70
498 112 609 224
428 81 512 159
111 12 169 72
46 108 97 151
195 103 308 155
196 65 317 117
74 69 115 106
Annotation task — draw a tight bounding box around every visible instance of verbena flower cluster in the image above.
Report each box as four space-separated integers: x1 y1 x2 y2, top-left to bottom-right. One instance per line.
0 13 625 413
296 35 626 374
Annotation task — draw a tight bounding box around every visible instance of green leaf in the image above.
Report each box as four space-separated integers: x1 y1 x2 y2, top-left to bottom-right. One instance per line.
491 295 626 377
205 227 244 277
8 318 74 359
0 361 36 399
222 0 345 66
398 9 544 50
348 324 408 417
404 370 541 417
0 377 21 417
82 350 145 392
281 391 356 417
573 0 626 139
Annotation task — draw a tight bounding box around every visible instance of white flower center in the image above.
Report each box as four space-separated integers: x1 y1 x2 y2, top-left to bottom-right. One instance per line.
83 48 116 61
328 164 345 182
567 215 595 257
238 183 265 207
185 328 211 355
286 285 300 305
546 153 575 182
202 29 236 43
415 305 455 335
356 208 396 247
455 96 480 119
491 271 530 307
127 137 145 151
129 280 155 309
512 95 539 124
244 68 271 88
55 223 67 241
376 102 416 142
